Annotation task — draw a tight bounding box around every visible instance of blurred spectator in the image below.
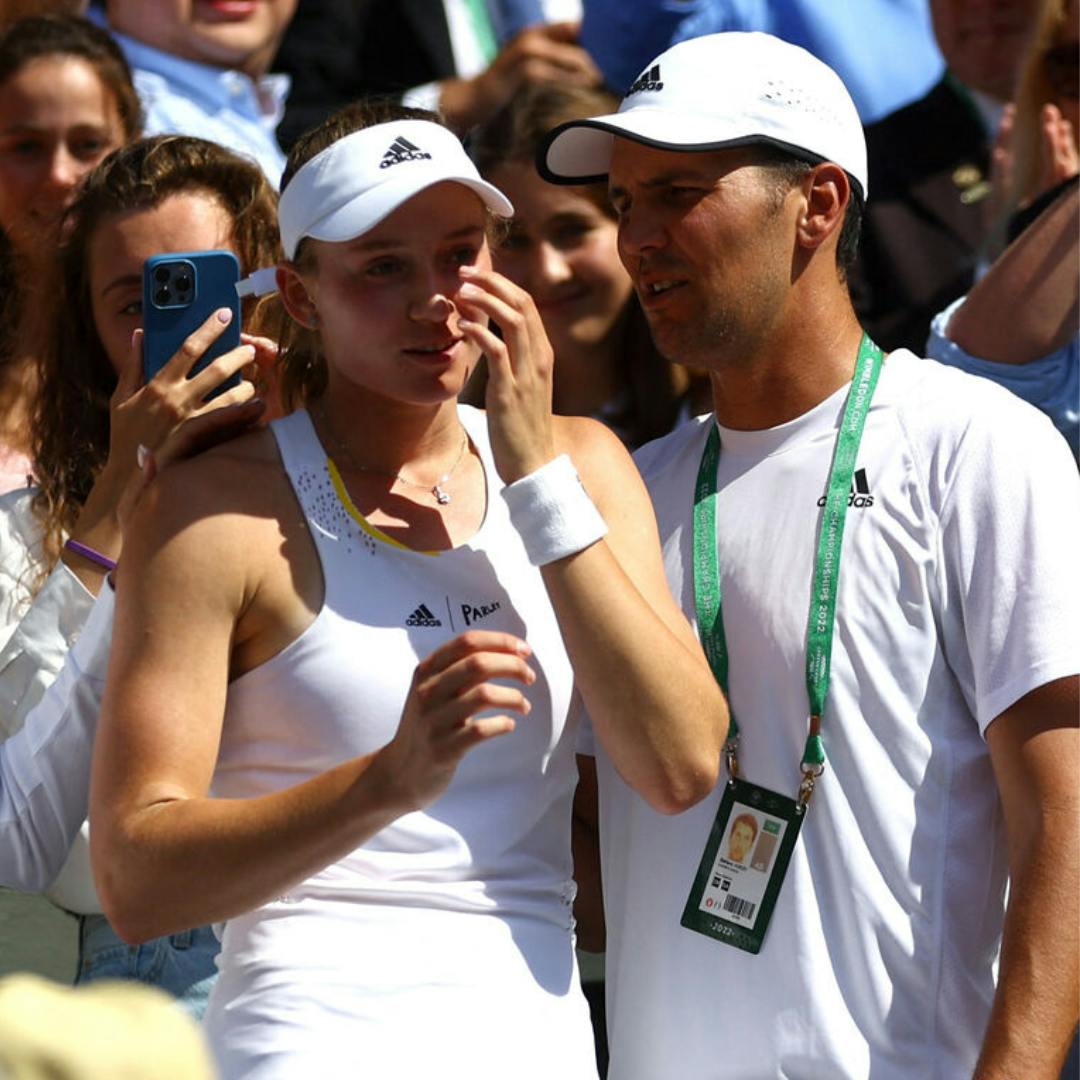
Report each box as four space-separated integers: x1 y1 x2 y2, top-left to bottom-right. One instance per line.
1 0 87 23
927 0 1078 457
468 82 708 448
579 0 944 122
92 0 296 183
850 0 1040 354
0 974 214 1079
999 0 1078 227
272 1 600 148
0 13 138 496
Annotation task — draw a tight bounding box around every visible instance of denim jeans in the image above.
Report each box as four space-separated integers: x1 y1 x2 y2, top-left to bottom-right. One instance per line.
75 914 219 1020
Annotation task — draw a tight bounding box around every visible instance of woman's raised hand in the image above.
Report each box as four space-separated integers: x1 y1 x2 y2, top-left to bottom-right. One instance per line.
455 265 556 484
102 308 258 499
373 631 535 813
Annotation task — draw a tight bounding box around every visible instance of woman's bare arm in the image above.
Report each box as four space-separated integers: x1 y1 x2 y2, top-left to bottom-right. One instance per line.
90 453 532 942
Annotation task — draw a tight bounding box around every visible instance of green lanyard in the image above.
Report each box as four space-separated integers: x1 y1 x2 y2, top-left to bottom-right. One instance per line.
692 334 884 800
463 0 499 64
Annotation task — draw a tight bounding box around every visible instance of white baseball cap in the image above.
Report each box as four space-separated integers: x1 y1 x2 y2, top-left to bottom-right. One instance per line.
279 119 514 259
538 32 868 200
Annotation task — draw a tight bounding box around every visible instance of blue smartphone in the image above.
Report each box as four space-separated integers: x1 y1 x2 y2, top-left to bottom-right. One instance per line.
142 249 243 399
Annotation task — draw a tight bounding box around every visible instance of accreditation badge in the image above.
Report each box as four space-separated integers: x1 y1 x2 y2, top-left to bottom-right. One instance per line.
681 777 803 954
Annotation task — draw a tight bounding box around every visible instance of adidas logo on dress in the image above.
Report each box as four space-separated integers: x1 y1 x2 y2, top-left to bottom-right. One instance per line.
817 468 874 509
405 603 442 627
380 136 433 169
626 64 663 95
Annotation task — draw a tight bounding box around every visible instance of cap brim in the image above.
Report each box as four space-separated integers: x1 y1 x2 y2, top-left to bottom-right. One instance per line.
537 109 843 191
304 167 514 247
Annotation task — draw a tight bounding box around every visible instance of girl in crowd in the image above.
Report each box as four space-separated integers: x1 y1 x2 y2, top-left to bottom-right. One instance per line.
0 134 279 1013
90 102 726 1078
469 83 708 448
0 13 139 493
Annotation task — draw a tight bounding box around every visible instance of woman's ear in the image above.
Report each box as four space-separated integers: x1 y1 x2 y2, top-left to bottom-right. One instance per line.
795 163 851 254
276 263 320 329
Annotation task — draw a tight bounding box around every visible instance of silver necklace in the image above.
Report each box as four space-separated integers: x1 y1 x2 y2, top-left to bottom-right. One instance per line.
316 404 470 506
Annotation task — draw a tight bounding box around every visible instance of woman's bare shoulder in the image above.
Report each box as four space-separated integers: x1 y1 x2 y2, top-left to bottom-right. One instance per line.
551 414 634 473
121 424 297 584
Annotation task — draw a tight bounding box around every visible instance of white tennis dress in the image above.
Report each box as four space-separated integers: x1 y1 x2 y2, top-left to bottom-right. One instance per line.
202 406 597 1079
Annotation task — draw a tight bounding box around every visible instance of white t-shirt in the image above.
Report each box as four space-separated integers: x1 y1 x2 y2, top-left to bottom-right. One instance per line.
591 351 1080 1080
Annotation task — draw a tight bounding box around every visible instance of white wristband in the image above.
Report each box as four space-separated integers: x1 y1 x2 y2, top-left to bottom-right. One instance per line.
501 454 608 566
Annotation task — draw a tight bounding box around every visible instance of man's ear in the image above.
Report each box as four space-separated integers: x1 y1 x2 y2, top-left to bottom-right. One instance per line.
276 263 320 329
795 163 850 254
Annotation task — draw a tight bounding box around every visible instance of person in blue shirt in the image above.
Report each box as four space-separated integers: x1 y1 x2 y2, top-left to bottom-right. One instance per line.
92 0 296 185
579 0 944 122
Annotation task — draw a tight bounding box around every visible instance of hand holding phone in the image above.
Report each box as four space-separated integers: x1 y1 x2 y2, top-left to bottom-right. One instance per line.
142 250 245 398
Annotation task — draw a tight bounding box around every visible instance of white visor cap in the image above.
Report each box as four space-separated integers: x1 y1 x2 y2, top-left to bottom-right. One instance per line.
539 32 868 201
278 119 514 259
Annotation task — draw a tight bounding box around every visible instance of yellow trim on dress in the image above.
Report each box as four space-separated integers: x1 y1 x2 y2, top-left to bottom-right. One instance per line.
327 457 440 557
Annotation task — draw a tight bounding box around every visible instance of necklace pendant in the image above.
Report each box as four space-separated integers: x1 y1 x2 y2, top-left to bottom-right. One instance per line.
433 485 451 505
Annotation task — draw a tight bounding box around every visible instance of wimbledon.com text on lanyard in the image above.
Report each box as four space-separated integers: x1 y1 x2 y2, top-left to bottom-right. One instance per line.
681 334 884 954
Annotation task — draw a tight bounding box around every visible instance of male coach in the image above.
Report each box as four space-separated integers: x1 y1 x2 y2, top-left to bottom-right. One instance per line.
540 33 1080 1080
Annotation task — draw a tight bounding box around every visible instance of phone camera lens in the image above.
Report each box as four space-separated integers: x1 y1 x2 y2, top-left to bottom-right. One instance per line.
175 274 191 293
154 266 170 283
154 287 171 306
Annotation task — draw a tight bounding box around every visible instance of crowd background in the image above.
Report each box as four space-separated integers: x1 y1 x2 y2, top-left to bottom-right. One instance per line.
0 0 1075 1076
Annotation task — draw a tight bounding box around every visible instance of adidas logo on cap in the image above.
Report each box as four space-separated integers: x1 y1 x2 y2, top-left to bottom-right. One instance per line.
381 136 433 169
626 64 663 96
405 603 442 627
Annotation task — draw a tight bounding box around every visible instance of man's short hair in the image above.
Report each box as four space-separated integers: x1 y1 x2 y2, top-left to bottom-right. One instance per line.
751 145 863 283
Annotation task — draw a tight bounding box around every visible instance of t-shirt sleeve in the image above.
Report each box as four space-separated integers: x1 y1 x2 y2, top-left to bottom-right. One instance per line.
927 297 1079 457
0 563 95 739
927 391 1080 733
0 584 114 894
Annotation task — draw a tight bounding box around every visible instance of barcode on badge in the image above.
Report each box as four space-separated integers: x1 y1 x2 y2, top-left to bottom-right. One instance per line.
723 894 756 920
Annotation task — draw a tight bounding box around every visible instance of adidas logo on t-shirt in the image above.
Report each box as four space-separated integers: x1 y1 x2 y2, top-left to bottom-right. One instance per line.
380 136 433 169
405 603 442 627
626 64 663 95
817 468 874 509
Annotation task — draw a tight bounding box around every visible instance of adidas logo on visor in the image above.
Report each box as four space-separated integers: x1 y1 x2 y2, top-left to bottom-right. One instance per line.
626 64 663 96
381 136 433 169
405 603 442 627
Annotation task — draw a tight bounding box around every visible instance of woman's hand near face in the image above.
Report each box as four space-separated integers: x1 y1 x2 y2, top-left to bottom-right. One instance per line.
61 308 260 594
371 631 535 813
455 265 557 484
1038 102 1079 197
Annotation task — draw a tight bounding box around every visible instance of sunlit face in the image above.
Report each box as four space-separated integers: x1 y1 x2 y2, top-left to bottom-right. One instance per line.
88 191 236 375
728 821 756 863
296 182 489 408
930 0 1039 100
609 140 795 370
487 161 632 362
0 56 125 258
106 0 297 78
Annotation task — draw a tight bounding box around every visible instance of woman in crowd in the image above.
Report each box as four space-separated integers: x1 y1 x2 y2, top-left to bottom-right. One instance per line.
90 101 726 1078
927 0 1078 457
0 13 139 493
1001 0 1078 234
468 83 707 448
0 134 279 1014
